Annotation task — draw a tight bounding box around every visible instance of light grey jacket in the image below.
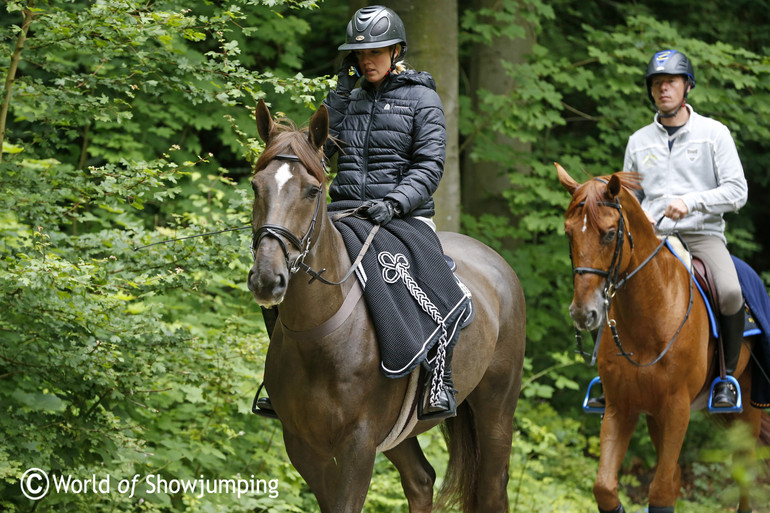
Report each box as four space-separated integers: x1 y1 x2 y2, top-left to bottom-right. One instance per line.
623 105 747 243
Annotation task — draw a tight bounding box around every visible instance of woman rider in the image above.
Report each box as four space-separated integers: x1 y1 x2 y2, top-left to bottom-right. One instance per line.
256 5 454 419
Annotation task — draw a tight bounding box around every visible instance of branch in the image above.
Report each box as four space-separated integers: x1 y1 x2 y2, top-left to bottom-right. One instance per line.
560 101 600 122
0 9 35 165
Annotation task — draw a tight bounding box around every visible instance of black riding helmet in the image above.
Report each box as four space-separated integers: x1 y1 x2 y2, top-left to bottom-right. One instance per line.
338 5 407 62
645 49 695 116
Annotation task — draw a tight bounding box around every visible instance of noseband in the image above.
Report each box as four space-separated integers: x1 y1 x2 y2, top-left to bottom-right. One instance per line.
251 154 323 275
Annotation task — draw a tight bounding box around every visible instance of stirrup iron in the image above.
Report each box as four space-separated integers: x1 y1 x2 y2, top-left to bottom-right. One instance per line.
707 375 743 414
583 376 605 414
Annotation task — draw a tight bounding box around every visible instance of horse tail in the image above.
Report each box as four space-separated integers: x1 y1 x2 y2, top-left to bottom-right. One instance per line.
435 401 480 512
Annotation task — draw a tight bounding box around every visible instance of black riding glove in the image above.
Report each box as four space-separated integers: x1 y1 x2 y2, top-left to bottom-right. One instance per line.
336 52 360 95
366 199 399 225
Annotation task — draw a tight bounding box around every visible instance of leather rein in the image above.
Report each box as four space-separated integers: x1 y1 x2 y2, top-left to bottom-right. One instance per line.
570 180 693 367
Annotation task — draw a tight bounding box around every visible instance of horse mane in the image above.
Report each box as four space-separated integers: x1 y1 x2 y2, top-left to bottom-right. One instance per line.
254 117 327 185
567 172 642 228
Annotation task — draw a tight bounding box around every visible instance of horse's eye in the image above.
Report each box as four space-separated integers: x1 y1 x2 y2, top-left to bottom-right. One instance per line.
603 228 617 244
308 186 321 199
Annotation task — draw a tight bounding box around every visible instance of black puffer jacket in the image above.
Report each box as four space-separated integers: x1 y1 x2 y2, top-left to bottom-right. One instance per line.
323 70 446 218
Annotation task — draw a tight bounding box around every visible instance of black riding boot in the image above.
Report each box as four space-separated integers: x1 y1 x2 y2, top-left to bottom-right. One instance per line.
419 346 457 420
712 306 744 408
599 504 625 513
254 306 279 419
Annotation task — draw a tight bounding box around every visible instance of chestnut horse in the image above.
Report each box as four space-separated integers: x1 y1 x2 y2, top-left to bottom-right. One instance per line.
246 99 526 513
556 164 768 513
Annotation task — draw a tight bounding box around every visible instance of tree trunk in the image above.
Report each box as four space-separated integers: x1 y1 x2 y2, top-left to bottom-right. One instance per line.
462 0 535 242
0 9 34 165
380 0 461 231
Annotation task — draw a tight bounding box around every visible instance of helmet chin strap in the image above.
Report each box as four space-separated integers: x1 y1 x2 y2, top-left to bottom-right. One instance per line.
657 100 685 119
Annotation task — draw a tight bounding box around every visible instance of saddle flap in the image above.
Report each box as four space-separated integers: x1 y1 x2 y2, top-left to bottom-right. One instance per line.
691 256 720 316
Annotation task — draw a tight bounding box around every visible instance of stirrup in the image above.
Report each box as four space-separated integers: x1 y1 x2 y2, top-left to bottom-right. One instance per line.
707 375 743 414
251 382 279 419
418 383 457 421
583 376 605 414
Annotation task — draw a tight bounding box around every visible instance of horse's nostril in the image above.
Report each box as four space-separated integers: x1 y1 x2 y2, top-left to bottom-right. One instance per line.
271 272 288 297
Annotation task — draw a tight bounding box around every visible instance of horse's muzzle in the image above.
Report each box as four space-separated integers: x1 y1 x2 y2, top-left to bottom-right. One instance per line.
569 301 603 331
248 239 289 306
248 265 288 307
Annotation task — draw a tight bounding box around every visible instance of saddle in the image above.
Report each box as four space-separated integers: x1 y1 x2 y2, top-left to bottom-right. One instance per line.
691 256 719 330
691 254 760 339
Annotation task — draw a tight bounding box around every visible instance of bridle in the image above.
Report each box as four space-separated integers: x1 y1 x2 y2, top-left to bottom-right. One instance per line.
251 154 326 279
250 153 375 286
570 179 691 367
569 179 636 307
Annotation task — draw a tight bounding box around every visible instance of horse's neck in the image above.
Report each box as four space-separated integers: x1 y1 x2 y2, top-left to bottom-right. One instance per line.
278 214 352 331
613 234 691 334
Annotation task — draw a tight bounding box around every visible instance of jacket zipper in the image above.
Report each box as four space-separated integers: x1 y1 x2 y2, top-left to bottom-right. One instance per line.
361 88 381 200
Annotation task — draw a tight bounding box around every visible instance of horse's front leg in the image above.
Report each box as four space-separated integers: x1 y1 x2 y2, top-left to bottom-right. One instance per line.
284 435 377 513
384 437 436 513
594 407 639 512
283 432 338 513
330 431 379 513
646 397 691 511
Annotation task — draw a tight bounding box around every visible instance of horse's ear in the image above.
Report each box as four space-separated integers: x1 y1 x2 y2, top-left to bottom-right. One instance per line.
555 162 579 194
308 105 329 150
256 99 275 144
606 174 622 199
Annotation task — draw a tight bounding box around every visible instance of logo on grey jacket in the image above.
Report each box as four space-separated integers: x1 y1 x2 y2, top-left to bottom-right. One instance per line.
686 148 698 162
642 154 658 166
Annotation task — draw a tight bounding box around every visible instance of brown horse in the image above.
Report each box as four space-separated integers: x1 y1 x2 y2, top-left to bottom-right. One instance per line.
556 163 769 512
246 99 526 513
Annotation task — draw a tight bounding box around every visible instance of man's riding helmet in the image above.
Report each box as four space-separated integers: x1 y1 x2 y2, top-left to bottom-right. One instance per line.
338 5 407 62
645 49 696 115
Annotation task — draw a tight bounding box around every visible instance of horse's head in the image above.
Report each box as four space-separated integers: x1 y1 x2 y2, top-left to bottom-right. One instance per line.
247 99 329 306
556 163 642 331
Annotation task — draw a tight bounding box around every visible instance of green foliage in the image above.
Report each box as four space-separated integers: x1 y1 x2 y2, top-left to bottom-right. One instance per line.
2 0 769 511
0 1 330 511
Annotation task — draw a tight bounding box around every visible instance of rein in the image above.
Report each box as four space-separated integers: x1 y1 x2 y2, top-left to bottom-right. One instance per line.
571 182 694 367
